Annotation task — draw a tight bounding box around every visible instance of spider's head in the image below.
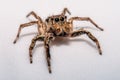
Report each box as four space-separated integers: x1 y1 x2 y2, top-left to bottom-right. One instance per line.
45 15 68 35
45 15 67 25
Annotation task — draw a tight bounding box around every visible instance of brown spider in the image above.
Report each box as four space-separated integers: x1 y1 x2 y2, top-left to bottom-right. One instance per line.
13 8 104 73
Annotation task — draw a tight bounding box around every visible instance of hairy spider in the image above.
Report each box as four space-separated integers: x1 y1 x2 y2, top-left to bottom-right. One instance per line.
13 8 104 73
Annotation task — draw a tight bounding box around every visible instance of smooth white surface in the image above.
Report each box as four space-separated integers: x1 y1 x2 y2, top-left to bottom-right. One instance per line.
0 0 120 80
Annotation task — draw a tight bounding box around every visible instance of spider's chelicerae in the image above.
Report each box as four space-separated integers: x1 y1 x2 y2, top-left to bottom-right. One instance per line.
13 8 104 73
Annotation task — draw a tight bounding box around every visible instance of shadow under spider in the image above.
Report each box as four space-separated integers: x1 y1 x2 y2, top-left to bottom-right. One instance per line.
15 32 38 42
21 32 38 37
74 26 101 31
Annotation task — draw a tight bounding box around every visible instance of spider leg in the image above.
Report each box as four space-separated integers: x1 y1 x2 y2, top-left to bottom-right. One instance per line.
70 30 102 55
26 11 46 34
26 11 43 23
44 33 55 73
29 35 44 63
68 17 104 31
61 8 71 15
13 21 38 44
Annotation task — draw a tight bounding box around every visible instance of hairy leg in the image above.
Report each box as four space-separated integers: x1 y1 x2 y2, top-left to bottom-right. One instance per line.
13 21 38 43
29 35 44 63
70 30 102 55
44 33 55 73
26 11 46 35
61 8 71 15
26 11 43 23
68 17 104 31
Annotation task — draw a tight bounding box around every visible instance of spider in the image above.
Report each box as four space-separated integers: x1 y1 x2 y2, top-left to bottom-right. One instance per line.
13 8 104 73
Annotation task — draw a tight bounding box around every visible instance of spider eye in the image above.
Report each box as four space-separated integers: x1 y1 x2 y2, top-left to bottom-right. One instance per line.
51 18 53 21
55 18 59 22
65 16 67 19
45 18 49 22
60 17 64 21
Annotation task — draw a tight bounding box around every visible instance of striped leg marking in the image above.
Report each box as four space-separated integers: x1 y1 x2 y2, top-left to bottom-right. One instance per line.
44 34 55 73
29 35 44 63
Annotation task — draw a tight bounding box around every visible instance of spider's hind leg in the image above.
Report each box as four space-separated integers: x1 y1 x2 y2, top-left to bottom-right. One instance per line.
70 30 102 55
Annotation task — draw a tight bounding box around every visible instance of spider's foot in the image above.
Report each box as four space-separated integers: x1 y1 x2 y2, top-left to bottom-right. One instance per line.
26 11 33 18
13 40 16 44
49 70 52 74
97 26 104 31
30 60 33 64
99 52 102 55
13 38 17 44
99 50 102 55
48 66 52 74
100 28 104 31
30 56 33 63
26 14 29 18
13 35 19 44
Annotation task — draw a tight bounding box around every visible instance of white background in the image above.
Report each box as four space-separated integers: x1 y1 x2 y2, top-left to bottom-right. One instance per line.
0 0 120 80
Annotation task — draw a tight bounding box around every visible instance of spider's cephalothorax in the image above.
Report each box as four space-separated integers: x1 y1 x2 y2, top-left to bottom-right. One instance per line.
45 15 71 36
13 8 104 73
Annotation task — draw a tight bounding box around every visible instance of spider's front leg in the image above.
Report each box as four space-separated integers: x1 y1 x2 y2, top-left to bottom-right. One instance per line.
70 30 102 55
68 17 104 31
44 33 55 73
13 21 38 43
13 12 45 44
61 8 71 15
29 35 45 63
26 11 43 23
